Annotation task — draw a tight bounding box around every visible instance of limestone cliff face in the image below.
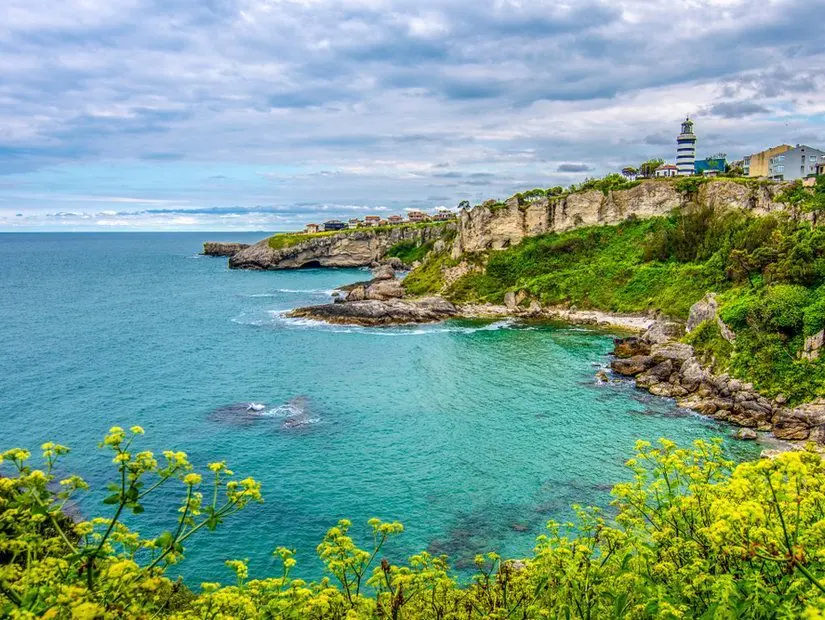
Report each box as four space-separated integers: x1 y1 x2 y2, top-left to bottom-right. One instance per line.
452 180 789 258
229 224 453 270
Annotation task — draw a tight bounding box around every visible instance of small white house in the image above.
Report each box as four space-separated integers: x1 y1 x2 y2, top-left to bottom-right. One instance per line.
655 164 679 178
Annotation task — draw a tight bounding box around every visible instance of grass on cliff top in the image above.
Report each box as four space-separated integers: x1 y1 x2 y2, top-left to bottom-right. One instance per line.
408 206 825 403
268 221 451 251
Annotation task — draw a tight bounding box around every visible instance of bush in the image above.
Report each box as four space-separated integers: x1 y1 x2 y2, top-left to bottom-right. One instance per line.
386 240 432 265
5 435 825 618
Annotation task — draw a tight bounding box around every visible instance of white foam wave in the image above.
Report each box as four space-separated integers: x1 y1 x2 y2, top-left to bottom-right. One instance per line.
260 402 304 418
240 288 335 298
262 312 527 336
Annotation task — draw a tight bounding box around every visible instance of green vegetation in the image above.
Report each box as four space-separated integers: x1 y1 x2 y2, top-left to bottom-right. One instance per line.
412 206 825 402
569 173 642 195
776 176 825 213
6 432 825 617
402 251 457 296
268 230 343 250
386 240 433 265
268 222 452 251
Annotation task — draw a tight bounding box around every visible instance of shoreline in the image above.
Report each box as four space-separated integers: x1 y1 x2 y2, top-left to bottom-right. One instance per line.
456 302 654 333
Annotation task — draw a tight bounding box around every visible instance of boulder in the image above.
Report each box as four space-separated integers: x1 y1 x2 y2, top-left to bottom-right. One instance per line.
383 256 405 270
372 264 396 280
649 382 688 398
802 330 824 361
772 399 825 441
504 291 517 309
650 343 694 366
346 285 366 302
686 293 718 332
613 336 650 358
610 355 654 376
365 278 405 300
642 320 684 344
679 358 706 391
733 428 758 440
636 360 674 388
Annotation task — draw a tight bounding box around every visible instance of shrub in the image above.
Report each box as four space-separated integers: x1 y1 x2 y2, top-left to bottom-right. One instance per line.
5 436 825 617
386 240 433 265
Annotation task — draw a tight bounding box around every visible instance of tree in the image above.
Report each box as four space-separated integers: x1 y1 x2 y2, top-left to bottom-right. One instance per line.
639 158 665 178
621 166 638 178
457 200 471 211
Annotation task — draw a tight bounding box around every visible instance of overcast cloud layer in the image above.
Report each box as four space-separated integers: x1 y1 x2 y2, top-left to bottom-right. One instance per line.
2 0 825 231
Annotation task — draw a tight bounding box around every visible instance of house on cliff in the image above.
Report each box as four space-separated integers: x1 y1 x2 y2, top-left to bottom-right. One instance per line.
305 223 320 234
655 164 679 178
407 210 429 222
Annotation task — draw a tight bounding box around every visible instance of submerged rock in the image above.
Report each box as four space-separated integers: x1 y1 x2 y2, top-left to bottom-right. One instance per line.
288 297 458 326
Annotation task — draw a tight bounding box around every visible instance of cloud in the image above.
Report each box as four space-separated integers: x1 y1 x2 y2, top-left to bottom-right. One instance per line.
556 163 593 173
2 0 825 230
707 101 771 118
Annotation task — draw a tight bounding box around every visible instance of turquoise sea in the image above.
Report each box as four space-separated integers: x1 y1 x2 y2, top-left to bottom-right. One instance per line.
0 233 762 584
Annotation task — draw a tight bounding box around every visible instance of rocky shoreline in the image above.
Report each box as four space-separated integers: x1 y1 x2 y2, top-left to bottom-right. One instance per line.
609 317 825 447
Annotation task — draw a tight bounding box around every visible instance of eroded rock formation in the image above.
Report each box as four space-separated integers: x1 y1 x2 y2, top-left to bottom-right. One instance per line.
287 297 457 326
202 242 250 257
229 224 453 270
452 179 791 258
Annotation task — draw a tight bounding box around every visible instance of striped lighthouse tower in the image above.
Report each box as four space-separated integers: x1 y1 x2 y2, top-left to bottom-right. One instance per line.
676 116 696 176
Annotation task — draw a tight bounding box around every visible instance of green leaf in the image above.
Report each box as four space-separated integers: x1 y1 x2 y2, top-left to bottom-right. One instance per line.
102 494 121 505
155 531 175 548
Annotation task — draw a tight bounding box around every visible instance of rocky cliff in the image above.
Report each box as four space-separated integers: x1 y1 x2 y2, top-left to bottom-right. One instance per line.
202 242 250 257
229 223 454 270
452 179 790 258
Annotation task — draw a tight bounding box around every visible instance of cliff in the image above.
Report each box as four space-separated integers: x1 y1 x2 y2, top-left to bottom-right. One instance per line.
202 242 250 257
451 179 790 258
229 223 454 270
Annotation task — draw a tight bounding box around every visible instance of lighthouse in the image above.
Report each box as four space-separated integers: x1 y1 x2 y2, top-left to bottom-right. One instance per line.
675 117 696 176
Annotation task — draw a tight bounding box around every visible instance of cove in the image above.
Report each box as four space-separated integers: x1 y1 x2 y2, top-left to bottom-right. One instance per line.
0 233 764 584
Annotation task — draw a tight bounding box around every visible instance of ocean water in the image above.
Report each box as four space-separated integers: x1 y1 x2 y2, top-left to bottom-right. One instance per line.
0 232 762 584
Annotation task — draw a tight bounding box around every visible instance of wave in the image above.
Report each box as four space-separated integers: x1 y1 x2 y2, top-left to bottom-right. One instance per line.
239 288 336 298
258 312 529 336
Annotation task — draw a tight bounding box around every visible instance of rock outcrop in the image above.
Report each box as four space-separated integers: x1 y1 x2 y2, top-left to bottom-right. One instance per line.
611 306 825 445
686 293 736 341
802 330 824 361
202 242 250 257
452 179 790 259
287 297 457 326
229 224 453 270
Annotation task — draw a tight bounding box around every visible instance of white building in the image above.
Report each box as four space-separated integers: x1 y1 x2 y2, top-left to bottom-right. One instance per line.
769 145 825 181
675 117 697 176
655 164 679 178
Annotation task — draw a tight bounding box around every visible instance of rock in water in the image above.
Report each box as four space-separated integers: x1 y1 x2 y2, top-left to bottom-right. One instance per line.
371 264 396 280
733 428 757 440
202 242 250 257
288 297 457 326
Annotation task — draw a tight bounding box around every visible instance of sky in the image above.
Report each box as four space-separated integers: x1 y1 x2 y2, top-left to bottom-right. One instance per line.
1 0 824 231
